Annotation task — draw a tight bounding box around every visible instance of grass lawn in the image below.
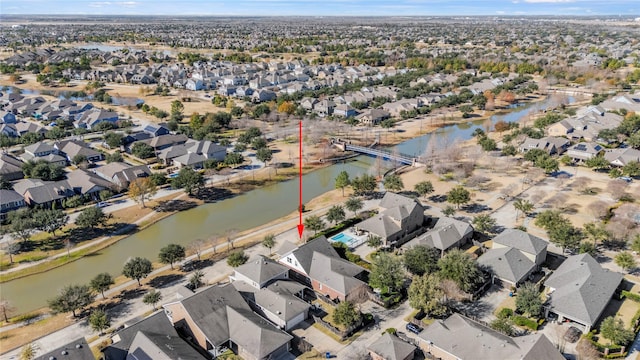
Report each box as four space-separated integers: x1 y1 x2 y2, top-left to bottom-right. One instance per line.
494 293 516 316
0 312 75 354
592 294 640 347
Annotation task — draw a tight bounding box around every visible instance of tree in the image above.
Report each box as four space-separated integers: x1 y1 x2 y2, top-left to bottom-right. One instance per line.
32 209 68 238
351 173 377 196
128 178 157 208
332 301 360 328
631 235 640 254
227 250 248 267
335 170 351 197
513 198 534 219
438 249 484 293
189 270 205 289
89 309 110 334
106 152 123 163
48 284 94 317
225 152 244 167
122 257 153 286
0 176 13 190
304 215 325 235
623 161 640 177
600 316 635 346
615 252 636 273
262 234 275 255
326 205 345 225
473 214 496 234
172 167 205 195
515 282 542 317
0 299 15 322
383 174 404 192
188 239 206 261
9 209 35 243
366 234 383 248
20 343 38 360
143 290 162 310
251 137 267 150
585 155 610 171
158 244 186 270
548 221 583 254
490 317 515 336
170 100 184 121
442 206 456 217
256 147 273 176
582 221 609 247
369 253 404 293
76 207 108 228
90 273 115 299
104 131 124 149
408 273 447 317
345 197 363 218
446 186 471 209
404 245 439 276
131 142 155 159
414 181 434 198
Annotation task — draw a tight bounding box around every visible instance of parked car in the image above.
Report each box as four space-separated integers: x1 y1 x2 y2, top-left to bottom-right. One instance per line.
563 326 582 343
617 176 632 183
406 322 423 334
180 260 196 272
96 202 109 208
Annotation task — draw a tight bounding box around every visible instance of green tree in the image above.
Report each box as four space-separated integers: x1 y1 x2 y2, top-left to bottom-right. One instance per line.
224 152 244 167
73 154 88 166
9 209 35 243
304 215 325 235
90 272 115 299
122 257 153 286
45 126 67 140
615 252 637 273
256 147 273 175
438 249 484 293
585 156 610 171
630 235 640 254
548 220 583 254
106 152 123 163
332 301 360 328
369 253 404 293
103 131 124 148
622 161 640 177
383 174 404 192
143 290 162 310
335 170 351 196
170 100 184 121
158 244 186 270
76 207 108 228
227 251 249 267
32 209 68 238
600 316 635 346
490 317 515 336
366 234 383 248
344 197 363 218
149 172 167 186
172 167 204 195
513 198 534 219
251 137 267 150
473 214 496 234
582 221 609 247
189 270 205 290
351 173 377 196
262 234 275 255
515 282 542 317
47 284 94 317
404 245 439 276
414 181 434 198
0 176 12 190
446 186 471 209
326 205 345 225
131 142 155 159
408 273 447 317
89 309 110 334
442 206 456 217
128 178 157 208
534 210 565 231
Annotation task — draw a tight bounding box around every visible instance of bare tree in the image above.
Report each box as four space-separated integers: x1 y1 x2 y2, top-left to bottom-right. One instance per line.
607 179 629 201
547 193 569 210
209 235 219 254
188 239 206 261
530 190 547 205
576 338 600 360
500 183 518 200
0 299 15 322
226 229 238 251
586 200 613 220
2 239 20 264
572 177 592 193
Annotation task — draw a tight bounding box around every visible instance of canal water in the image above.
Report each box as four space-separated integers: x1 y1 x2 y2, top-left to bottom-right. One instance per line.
0 94 574 313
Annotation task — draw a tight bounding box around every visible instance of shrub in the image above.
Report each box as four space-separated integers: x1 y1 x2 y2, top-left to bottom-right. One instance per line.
512 315 538 330
497 308 513 319
621 290 640 303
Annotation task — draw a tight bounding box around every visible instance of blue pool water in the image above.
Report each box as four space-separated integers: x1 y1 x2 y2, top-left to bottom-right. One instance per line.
331 232 356 244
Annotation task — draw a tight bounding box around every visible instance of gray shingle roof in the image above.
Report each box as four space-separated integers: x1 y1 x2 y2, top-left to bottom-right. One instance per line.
308 252 367 295
419 313 564 360
0 189 24 206
408 217 472 251
477 247 536 284
0 154 23 178
544 254 623 326
289 236 339 274
36 338 94 360
103 311 177 360
233 255 289 287
367 333 416 360
127 331 206 360
493 229 547 256
227 306 292 359
234 280 310 323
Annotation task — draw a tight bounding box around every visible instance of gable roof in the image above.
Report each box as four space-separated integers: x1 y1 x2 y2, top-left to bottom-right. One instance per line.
492 229 547 256
358 214 402 239
24 180 74 205
0 189 24 206
308 252 367 295
36 338 94 360
234 255 289 287
419 313 564 360
288 236 340 274
477 247 536 284
234 280 310 323
66 169 114 194
227 306 293 359
127 331 206 360
56 140 102 160
544 254 623 326
24 141 56 155
409 217 473 251
368 333 416 360
379 191 418 209
0 153 24 177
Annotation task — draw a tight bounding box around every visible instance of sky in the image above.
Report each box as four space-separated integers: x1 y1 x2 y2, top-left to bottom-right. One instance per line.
0 0 638 16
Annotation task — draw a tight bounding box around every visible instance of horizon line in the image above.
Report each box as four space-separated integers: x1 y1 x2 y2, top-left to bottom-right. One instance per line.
2 14 640 17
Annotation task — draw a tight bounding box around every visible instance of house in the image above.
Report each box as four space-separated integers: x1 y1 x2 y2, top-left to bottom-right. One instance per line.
0 154 24 181
251 89 277 103
138 134 188 152
278 236 369 302
173 152 206 169
518 136 570 155
300 98 318 111
0 110 17 124
231 255 290 289
163 284 293 360
600 94 640 113
566 142 604 162
418 313 564 360
544 253 623 332
357 192 425 247
22 180 75 208
0 189 25 221
334 104 358 118
74 108 119 129
477 230 547 287
22 141 57 159
186 78 204 91
604 148 640 167
93 162 152 189
547 119 574 137
0 123 19 137
313 100 336 117
368 333 416 360
158 140 227 166
35 338 94 360
404 217 473 255
356 109 390 125
102 311 205 360
66 169 114 199
142 124 170 137
55 140 104 163
14 121 46 137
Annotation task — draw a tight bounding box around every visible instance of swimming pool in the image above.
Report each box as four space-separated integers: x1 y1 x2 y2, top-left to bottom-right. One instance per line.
331 232 356 245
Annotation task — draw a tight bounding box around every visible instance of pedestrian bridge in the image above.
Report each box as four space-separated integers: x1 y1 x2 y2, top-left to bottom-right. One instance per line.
331 139 424 167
